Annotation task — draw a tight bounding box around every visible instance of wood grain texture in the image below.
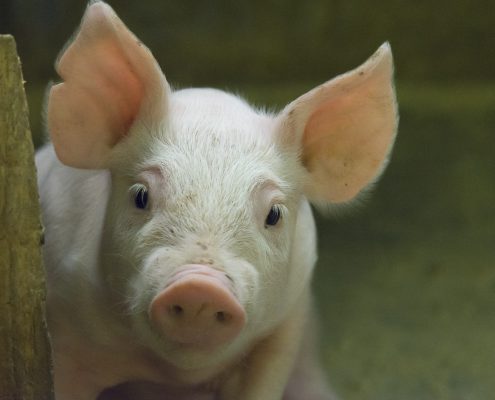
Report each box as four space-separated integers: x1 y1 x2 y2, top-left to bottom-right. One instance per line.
0 35 53 400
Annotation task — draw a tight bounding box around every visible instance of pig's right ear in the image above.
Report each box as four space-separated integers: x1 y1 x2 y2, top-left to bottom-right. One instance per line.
47 1 170 169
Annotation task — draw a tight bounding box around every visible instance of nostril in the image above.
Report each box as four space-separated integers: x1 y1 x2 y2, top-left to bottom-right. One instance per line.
169 305 184 317
215 311 232 323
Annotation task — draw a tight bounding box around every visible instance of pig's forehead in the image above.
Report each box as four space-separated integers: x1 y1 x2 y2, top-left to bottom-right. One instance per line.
168 88 274 142
157 90 285 183
147 127 286 193
124 88 300 194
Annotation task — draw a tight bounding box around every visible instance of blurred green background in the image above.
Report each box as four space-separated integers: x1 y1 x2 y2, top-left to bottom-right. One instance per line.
2 1 494 399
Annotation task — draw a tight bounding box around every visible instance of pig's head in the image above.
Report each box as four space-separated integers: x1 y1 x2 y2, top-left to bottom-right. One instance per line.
47 2 398 370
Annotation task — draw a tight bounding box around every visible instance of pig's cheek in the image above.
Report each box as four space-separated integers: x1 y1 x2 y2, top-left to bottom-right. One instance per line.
226 259 260 323
125 248 179 316
251 256 294 330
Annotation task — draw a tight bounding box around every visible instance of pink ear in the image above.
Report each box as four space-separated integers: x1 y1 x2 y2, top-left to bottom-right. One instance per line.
278 43 398 203
47 2 169 169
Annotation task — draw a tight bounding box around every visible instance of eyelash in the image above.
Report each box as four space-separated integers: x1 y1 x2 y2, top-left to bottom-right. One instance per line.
130 184 149 210
265 204 283 227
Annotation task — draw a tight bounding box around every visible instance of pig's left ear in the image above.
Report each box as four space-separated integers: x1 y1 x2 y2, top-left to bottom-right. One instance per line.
277 43 398 203
48 2 170 169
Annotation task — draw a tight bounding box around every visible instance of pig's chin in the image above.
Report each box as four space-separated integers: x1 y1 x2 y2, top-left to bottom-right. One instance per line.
134 313 245 371
152 322 238 353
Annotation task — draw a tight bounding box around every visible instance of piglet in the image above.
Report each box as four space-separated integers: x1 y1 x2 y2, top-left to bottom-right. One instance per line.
36 2 398 399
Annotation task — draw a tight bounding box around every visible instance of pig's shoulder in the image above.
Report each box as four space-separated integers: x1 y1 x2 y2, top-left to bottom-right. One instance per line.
36 144 110 270
35 144 109 205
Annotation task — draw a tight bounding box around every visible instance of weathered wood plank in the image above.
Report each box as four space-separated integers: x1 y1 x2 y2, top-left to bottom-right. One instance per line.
0 35 53 400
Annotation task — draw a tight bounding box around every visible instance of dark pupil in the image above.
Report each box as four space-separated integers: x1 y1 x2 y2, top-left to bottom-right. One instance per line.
265 206 281 226
135 188 148 209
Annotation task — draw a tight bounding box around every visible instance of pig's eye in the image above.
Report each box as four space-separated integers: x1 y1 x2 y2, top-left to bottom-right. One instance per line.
131 184 149 210
265 205 281 227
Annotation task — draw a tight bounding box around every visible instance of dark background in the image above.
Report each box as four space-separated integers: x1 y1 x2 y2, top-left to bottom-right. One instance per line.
2 1 494 399
2 0 495 84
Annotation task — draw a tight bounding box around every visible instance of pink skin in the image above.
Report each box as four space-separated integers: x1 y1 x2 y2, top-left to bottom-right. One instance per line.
38 4 397 398
149 264 246 348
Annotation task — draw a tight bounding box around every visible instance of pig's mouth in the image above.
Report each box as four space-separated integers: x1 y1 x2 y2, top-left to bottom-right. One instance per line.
147 264 246 350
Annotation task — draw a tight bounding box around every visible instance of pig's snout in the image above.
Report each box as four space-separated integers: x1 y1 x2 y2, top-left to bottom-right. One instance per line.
149 265 246 347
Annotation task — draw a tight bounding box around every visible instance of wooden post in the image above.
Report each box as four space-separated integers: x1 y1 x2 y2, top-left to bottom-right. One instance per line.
0 35 54 400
